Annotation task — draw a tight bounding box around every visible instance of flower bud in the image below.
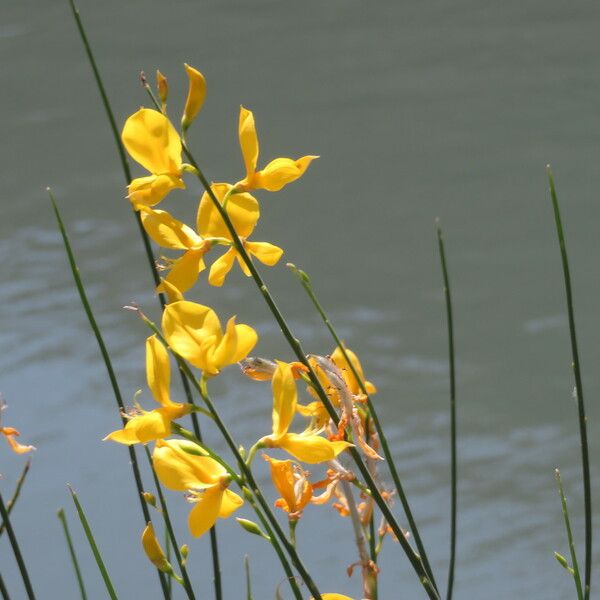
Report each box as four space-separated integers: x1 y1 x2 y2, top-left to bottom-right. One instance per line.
181 63 206 131
142 492 157 508
141 523 170 572
180 544 189 566
156 70 168 109
236 518 270 540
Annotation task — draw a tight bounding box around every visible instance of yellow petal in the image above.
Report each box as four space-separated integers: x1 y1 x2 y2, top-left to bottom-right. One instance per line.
162 301 222 368
142 523 169 571
122 108 182 175
277 433 352 464
156 70 168 106
188 486 222 538
253 156 317 192
245 241 283 267
159 278 185 303
218 489 244 518
140 207 201 250
128 174 185 208
1 428 34 454
239 106 259 180
331 346 376 396
318 595 355 600
197 183 259 240
182 64 207 130
211 316 258 370
159 249 206 295
264 456 296 512
146 335 171 407
271 362 297 439
208 247 237 287
153 439 225 491
104 409 173 445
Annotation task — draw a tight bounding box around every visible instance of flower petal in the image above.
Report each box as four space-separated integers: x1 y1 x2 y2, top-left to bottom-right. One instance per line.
218 489 244 518
264 455 296 512
253 156 317 192
239 106 259 180
104 409 172 446
140 208 201 250
188 486 222 538
245 241 283 267
146 335 171 407
122 108 182 175
159 249 206 295
128 174 185 208
277 433 352 464
197 183 259 240
208 247 237 287
271 362 297 439
211 316 258 370
331 346 376 396
182 64 206 129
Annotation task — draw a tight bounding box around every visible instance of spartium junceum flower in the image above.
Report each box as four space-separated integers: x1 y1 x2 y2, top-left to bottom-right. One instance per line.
263 455 313 520
104 335 191 445
122 108 185 208
153 439 243 537
0 401 34 455
235 106 318 192
162 300 257 376
198 182 283 286
259 361 352 464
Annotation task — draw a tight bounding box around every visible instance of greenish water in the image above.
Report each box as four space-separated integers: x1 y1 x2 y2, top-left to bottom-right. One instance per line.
1 0 599 597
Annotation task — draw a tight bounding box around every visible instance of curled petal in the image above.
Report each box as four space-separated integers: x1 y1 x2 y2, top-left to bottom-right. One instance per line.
219 489 244 518
197 183 259 240
122 108 182 175
238 106 259 181
276 433 352 464
253 156 318 192
142 523 169 571
140 208 201 250
212 317 258 371
208 248 237 287
1 427 34 454
271 362 297 439
159 278 185 303
188 486 223 538
159 249 207 295
103 407 186 446
153 439 225 491
146 335 172 407
182 64 207 129
246 241 283 267
128 174 185 208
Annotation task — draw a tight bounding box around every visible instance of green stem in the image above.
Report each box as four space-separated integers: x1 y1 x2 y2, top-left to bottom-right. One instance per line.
0 491 35 600
287 263 438 593
143 446 196 600
555 469 584 599
436 224 457 600
0 460 31 538
49 191 170 598
547 166 592 600
69 488 119 600
57 508 88 600
0 571 10 600
244 556 254 600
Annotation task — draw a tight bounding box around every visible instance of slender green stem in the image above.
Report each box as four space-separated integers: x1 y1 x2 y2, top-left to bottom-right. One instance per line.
164 527 172 598
287 263 438 593
436 224 457 600
49 191 170 598
0 491 35 600
57 508 88 600
0 460 31 538
555 469 584 599
69 488 119 600
547 166 592 600
143 446 197 600
244 556 254 600
67 5 224 590
0 571 10 600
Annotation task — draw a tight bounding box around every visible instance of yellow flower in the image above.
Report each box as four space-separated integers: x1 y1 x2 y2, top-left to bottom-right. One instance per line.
264 455 312 518
104 335 190 445
198 183 283 287
121 108 185 208
261 362 352 464
331 346 377 397
153 439 243 537
141 523 170 572
236 106 318 192
139 206 211 295
181 64 207 131
0 404 34 454
162 300 257 376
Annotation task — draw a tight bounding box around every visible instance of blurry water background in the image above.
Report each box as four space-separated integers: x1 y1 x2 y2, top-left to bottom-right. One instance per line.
2 0 600 597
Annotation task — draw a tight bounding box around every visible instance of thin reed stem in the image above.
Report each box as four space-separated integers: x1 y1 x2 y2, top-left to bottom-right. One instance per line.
143 446 197 600
0 460 31 538
0 571 10 600
547 166 592 600
49 191 170 598
69 488 119 600
436 224 457 600
57 508 88 600
286 263 438 592
244 556 254 600
555 469 584 600
67 5 223 593
0 491 35 600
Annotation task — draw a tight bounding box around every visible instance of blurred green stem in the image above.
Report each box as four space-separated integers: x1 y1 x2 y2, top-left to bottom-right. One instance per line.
57 508 88 600
0 460 31 538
